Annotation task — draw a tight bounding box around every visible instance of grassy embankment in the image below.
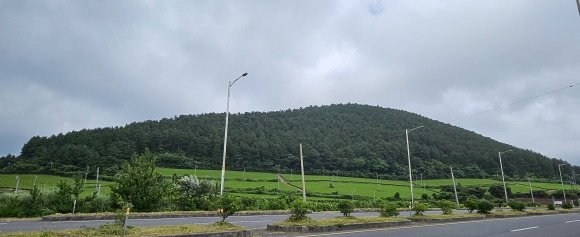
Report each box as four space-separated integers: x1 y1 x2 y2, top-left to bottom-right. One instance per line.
0 167 574 200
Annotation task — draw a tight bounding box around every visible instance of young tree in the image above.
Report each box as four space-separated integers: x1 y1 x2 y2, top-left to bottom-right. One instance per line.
380 203 399 217
412 203 427 215
217 194 240 222
288 200 310 221
111 149 170 212
438 200 455 214
338 200 354 217
476 199 494 214
463 199 477 213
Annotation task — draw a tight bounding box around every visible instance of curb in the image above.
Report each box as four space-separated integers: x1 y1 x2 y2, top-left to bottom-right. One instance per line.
407 215 486 223
42 211 291 221
486 214 529 218
266 220 411 232
146 229 252 237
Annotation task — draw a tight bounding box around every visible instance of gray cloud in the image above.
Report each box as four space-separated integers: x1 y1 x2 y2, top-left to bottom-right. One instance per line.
1 0 579 165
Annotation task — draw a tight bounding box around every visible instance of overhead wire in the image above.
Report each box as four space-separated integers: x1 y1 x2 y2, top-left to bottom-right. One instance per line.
447 82 580 123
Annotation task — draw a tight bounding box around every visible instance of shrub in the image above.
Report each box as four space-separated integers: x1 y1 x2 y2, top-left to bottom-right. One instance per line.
476 200 494 214
337 201 354 217
412 203 427 215
217 194 240 222
288 200 310 221
438 200 455 214
463 199 477 213
525 202 537 207
547 203 555 210
562 203 573 209
267 198 288 210
379 203 399 217
508 200 526 211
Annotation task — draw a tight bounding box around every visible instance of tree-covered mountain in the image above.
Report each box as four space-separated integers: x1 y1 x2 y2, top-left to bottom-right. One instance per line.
1 103 577 180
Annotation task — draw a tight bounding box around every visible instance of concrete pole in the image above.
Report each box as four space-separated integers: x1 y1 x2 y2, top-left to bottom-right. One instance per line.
451 166 459 205
300 143 306 201
558 164 567 203
528 177 534 203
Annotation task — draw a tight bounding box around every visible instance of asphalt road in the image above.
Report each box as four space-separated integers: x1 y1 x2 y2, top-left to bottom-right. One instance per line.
2 210 578 237
0 210 435 233
287 213 580 237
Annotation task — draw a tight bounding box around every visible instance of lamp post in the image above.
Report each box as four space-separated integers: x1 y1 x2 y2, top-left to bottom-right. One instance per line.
406 126 424 207
220 72 248 196
498 150 513 203
558 164 567 203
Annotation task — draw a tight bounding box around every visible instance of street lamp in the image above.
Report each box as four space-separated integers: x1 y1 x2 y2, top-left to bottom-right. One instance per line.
406 125 424 207
498 150 513 203
558 164 567 203
220 72 248 196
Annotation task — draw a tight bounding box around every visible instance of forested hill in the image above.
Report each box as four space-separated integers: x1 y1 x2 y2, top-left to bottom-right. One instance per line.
2 103 577 180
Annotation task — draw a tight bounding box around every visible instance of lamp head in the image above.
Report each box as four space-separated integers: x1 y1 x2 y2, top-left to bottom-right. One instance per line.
242 72 248 77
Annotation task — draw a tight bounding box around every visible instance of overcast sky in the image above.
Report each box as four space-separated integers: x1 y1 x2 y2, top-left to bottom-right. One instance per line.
1 0 579 165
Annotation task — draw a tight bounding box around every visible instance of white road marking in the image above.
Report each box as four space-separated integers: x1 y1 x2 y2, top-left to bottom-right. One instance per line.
510 226 539 232
565 220 580 223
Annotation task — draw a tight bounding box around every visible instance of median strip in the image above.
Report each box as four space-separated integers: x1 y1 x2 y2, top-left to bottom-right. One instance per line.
510 226 538 232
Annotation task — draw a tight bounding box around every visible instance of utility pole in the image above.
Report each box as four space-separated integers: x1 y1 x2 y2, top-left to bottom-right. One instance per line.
451 166 459 205
95 167 100 192
84 166 89 188
528 177 534 203
300 143 306 201
15 176 20 193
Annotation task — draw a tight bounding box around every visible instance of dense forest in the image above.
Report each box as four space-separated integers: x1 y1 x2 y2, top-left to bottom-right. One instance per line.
1 103 578 181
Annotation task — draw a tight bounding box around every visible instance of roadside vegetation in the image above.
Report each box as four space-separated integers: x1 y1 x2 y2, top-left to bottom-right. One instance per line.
0 222 245 237
1 151 579 219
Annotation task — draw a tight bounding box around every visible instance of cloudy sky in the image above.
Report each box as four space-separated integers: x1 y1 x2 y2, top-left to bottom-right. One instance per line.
1 0 579 165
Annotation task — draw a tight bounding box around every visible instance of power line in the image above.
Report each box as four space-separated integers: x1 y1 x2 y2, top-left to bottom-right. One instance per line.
447 82 580 123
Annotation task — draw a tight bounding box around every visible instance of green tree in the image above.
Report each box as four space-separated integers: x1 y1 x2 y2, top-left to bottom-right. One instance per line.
463 199 477 213
288 200 310 221
217 194 240 222
438 200 455 214
508 200 526 211
337 200 354 217
380 203 399 217
476 199 494 214
412 203 427 215
488 184 511 199
111 149 170 212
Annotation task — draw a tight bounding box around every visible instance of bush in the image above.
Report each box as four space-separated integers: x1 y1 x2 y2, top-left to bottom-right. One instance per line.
547 203 555 210
438 200 455 214
508 201 526 211
379 203 399 217
288 200 310 221
476 200 494 214
463 199 477 213
412 203 427 215
562 203 573 209
525 202 537 207
217 194 240 222
337 201 354 217
267 198 288 210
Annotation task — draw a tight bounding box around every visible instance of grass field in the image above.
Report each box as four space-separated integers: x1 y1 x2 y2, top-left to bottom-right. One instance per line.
0 174 113 195
1 168 577 201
